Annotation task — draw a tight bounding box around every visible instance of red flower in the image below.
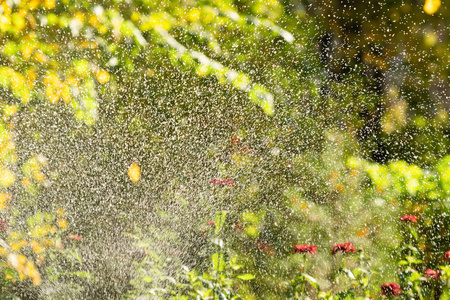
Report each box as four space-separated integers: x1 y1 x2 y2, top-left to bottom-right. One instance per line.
444 250 450 261
331 242 355 255
293 244 318 255
0 220 7 231
210 178 234 187
207 220 215 228
67 234 82 241
424 269 440 279
400 215 417 223
380 283 402 296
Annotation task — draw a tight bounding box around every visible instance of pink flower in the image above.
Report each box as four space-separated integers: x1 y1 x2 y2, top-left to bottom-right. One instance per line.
400 215 417 223
210 178 234 187
444 250 450 261
380 283 402 296
293 244 317 255
424 269 440 279
331 242 355 255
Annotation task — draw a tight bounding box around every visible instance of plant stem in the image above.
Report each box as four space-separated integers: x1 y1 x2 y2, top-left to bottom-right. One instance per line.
301 280 306 296
215 189 225 299
416 284 424 300
301 255 307 296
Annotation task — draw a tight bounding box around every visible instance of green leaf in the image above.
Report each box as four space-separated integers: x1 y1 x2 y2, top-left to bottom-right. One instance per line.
237 274 255 280
67 250 83 264
410 228 418 240
3 267 18 279
242 211 258 224
440 287 450 300
229 256 242 270
440 265 450 275
214 211 227 235
406 256 422 264
244 225 259 238
300 273 319 290
72 271 94 280
212 252 225 272
341 268 356 279
409 271 422 282
406 245 419 253
361 277 369 287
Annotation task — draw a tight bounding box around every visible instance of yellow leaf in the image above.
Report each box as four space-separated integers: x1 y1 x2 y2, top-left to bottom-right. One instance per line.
56 208 66 216
0 193 11 203
43 74 60 86
0 169 15 187
9 242 21 252
74 12 84 24
423 0 441 14
32 273 41 286
17 254 26 265
44 0 55 9
89 15 100 27
66 76 79 86
34 51 48 63
2 2 11 16
22 177 31 187
22 44 35 59
57 219 68 229
30 240 43 254
188 9 200 22
46 86 60 104
33 171 45 182
27 69 37 87
96 70 110 84
29 0 40 9
9 232 20 240
128 163 141 183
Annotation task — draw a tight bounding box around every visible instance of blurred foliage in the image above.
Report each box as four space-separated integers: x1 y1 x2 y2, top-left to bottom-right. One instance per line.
297 0 449 164
0 0 448 298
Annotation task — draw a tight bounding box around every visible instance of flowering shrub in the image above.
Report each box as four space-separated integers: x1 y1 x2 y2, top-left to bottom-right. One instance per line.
285 236 450 298
128 166 450 299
